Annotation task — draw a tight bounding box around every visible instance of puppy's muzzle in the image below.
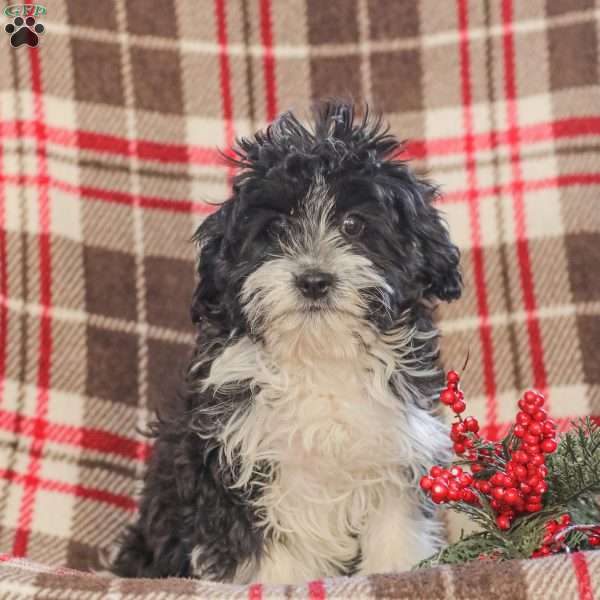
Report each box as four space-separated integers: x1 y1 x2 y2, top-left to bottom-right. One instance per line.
295 269 334 300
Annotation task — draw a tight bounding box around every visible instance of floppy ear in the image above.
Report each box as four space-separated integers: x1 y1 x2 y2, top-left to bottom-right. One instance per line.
190 201 232 327
413 182 462 302
388 175 463 303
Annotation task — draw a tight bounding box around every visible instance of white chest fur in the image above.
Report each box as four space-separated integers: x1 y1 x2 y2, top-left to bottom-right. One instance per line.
199 331 448 582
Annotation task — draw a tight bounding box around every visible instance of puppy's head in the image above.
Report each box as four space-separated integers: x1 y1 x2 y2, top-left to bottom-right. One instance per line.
192 102 461 353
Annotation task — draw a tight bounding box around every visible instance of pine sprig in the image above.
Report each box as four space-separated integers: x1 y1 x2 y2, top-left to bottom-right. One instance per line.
546 418 600 506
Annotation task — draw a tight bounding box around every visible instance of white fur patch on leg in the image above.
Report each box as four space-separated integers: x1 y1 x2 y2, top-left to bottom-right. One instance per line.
358 486 442 575
254 541 329 585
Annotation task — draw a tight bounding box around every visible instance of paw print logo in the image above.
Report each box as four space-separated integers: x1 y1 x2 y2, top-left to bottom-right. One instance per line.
5 15 44 48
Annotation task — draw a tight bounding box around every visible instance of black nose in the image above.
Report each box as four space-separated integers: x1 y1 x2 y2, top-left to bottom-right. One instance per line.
296 270 334 300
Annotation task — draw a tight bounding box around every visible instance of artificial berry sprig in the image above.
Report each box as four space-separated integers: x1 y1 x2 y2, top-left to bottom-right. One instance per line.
420 371 558 532
531 515 600 557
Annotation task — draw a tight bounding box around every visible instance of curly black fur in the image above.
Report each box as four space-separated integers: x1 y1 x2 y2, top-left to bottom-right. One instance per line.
109 101 462 581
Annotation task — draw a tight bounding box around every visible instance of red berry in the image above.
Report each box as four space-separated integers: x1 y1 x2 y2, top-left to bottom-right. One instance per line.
560 514 571 526
526 503 543 513
513 424 526 438
438 469 451 481
431 482 448 503
522 402 537 415
452 399 466 414
478 481 492 494
490 473 504 486
543 421 556 434
430 466 443 477
524 390 537 404
447 371 460 384
504 488 520 505
514 450 529 464
516 412 531 426
501 474 516 488
546 521 559 534
440 389 455 405
589 536 600 546
471 463 484 473
453 422 467 434
541 439 557 453
491 486 506 501
531 454 545 466
464 417 479 433
533 409 547 422
459 473 473 487
454 442 466 454
528 422 543 436
514 465 528 481
527 495 542 504
490 499 501 511
524 444 542 456
420 476 434 491
524 433 540 445
535 482 548 495
450 431 465 443
448 488 462 501
520 483 532 495
461 489 476 503
450 466 463 477
496 515 511 530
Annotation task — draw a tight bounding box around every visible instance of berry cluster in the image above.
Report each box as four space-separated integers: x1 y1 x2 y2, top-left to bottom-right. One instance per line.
532 515 600 557
531 515 573 558
419 465 478 505
420 371 559 532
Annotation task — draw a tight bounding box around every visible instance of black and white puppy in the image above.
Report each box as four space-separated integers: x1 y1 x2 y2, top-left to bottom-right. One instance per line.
110 101 462 584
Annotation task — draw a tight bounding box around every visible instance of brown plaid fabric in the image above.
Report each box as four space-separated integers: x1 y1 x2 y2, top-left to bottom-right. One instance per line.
0 0 599 597
1 551 599 599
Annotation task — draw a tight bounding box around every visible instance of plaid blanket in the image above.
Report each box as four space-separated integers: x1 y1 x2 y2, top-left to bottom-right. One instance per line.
0 552 599 599
0 0 599 597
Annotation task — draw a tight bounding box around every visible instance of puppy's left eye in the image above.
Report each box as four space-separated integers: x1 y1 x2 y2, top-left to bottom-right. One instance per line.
341 214 365 238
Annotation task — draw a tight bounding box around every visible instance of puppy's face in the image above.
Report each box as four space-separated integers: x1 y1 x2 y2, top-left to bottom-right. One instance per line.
192 104 461 350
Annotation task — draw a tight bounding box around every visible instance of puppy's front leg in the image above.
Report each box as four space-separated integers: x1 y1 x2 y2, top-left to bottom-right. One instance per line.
253 541 323 585
358 487 441 576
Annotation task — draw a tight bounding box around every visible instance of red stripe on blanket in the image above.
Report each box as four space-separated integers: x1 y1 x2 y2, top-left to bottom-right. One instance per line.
440 173 600 204
0 409 151 460
260 0 277 121
214 0 236 180
406 116 600 160
248 583 263 600
0 468 136 512
0 174 214 215
572 552 594 600
2 170 599 219
501 0 548 395
0 88 7 410
3 115 599 166
457 0 498 436
308 580 326 600
12 47 52 558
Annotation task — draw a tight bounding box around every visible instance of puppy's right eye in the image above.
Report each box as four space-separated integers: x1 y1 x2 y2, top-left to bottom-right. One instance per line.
267 216 287 238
